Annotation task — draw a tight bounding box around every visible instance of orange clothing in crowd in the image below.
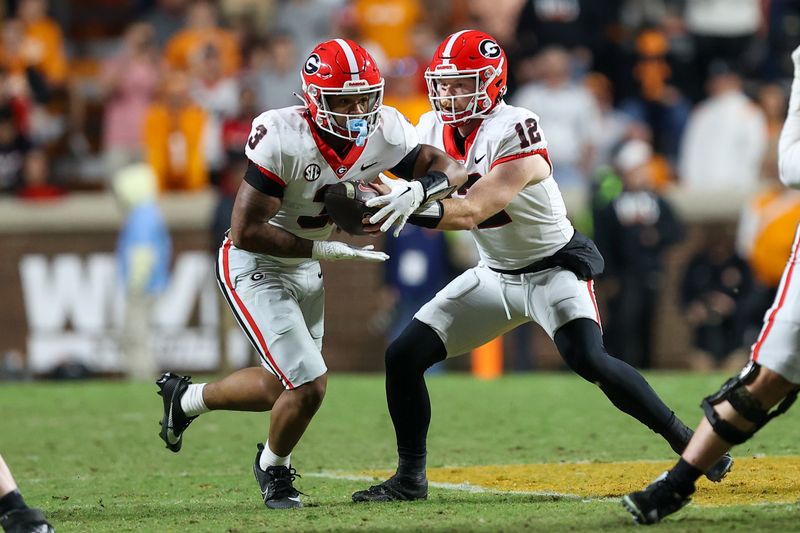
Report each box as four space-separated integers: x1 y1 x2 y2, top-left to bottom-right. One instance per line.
143 103 208 191
740 187 800 287
383 93 430 125
24 17 67 84
353 0 420 59
164 28 240 76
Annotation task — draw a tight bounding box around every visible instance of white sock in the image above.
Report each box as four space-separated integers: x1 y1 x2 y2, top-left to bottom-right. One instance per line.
180 383 209 417
259 440 291 470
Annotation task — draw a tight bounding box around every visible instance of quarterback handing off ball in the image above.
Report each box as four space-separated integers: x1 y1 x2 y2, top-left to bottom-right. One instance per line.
324 179 382 235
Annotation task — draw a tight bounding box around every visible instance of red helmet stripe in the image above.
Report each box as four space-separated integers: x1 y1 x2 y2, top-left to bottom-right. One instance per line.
334 38 361 81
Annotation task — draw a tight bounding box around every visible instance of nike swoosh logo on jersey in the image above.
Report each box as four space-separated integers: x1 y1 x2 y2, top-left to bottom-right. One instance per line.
360 161 378 171
474 154 486 164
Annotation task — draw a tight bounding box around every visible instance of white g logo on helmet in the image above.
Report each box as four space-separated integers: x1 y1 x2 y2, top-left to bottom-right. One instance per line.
304 54 321 74
478 39 501 59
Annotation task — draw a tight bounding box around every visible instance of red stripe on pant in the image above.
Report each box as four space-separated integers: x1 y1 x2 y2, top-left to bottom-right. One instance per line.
222 239 294 389
587 279 603 333
752 226 800 362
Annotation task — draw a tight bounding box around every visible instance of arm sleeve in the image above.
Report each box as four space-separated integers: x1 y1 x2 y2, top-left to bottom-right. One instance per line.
490 110 551 172
780 50 800 189
389 144 422 179
243 160 285 198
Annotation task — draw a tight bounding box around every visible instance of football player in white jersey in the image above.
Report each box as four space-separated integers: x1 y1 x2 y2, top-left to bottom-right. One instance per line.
352 30 732 503
623 46 800 525
154 38 466 509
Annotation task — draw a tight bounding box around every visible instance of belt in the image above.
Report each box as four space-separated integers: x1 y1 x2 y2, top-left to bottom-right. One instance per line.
489 256 556 276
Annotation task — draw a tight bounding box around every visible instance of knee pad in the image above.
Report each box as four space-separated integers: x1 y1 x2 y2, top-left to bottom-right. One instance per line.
702 361 799 444
385 319 446 375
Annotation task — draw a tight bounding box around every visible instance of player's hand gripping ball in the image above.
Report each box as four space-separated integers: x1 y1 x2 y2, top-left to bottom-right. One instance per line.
324 180 383 235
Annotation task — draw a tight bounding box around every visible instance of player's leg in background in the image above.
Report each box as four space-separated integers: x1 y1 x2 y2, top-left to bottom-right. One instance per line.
683 367 796 471
0 454 53 533
623 364 799 524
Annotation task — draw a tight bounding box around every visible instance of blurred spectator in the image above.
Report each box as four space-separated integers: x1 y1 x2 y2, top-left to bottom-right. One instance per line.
16 0 67 88
246 32 302 111
113 163 171 380
221 85 259 163
0 19 50 105
736 148 800 294
212 85 258 249
765 0 800 80
351 0 422 60
0 106 31 193
0 66 33 135
382 57 430 124
511 0 611 84
619 27 692 159
678 62 767 193
276 0 341 61
219 0 275 39
142 0 189 47
583 72 632 169
16 149 64 201
684 0 762 85
512 46 601 194
189 44 239 186
593 139 683 368
164 0 240 76
143 71 208 191
467 0 527 46
758 82 788 143
100 22 163 176
681 225 755 371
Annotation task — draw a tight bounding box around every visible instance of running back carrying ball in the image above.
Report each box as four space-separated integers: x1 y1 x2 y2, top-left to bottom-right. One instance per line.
324 180 380 235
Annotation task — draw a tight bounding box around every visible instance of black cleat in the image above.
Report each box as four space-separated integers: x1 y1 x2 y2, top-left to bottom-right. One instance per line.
622 472 693 525
352 474 428 502
705 452 733 482
0 508 54 533
253 443 304 509
156 372 197 453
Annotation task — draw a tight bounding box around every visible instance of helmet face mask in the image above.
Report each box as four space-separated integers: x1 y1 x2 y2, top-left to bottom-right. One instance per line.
425 30 508 126
301 40 384 144
425 68 498 124
308 82 384 141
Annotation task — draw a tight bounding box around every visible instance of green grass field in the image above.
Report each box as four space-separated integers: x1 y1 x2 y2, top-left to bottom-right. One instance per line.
3 372 799 532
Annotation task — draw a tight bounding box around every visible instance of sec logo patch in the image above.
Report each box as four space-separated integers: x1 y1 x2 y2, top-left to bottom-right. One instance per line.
304 163 321 182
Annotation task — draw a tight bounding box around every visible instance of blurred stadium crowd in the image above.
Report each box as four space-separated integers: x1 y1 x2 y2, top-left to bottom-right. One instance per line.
2 0 800 373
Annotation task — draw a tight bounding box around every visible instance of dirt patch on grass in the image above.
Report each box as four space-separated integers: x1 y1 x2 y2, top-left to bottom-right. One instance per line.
363 456 800 506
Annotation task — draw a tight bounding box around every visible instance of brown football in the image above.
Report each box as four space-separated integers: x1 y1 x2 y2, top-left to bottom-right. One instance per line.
324 180 381 235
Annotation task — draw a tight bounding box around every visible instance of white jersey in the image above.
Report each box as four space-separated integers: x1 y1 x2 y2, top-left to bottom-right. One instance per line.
245 105 419 263
417 102 574 270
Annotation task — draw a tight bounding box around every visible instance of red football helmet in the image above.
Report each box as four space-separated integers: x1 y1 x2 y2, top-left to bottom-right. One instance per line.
425 30 508 125
301 39 384 143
